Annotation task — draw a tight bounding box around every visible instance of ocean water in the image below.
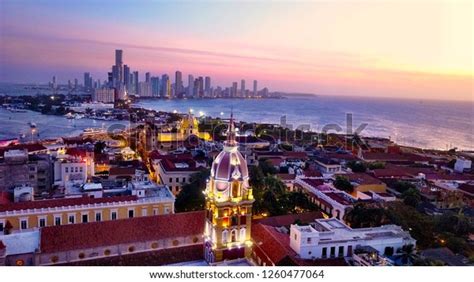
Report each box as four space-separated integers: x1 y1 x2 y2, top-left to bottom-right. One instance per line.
0 86 472 150
135 96 473 151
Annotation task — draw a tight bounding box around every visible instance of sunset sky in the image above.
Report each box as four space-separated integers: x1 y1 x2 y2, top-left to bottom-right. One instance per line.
0 0 472 101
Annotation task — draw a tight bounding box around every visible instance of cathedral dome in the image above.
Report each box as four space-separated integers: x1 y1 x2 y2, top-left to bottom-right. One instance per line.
211 146 249 181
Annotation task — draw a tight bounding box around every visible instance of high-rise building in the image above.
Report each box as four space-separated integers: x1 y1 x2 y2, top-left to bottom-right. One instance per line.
231 82 238 98
187 74 194 97
133 71 139 94
151 76 160 97
203 113 254 263
115 49 123 86
160 74 170 98
84 72 92 90
240 79 245 97
123 65 130 86
204 76 211 97
253 80 257 97
145 72 151 83
74 78 78 89
175 71 183 96
52 76 57 89
93 88 116 103
197 77 204 97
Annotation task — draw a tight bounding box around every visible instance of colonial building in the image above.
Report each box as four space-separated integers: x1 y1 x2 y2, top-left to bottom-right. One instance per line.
150 152 203 195
290 218 416 260
0 178 174 232
203 114 254 264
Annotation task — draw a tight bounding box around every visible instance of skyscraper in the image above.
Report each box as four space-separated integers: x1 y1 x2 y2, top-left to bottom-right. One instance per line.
123 65 130 86
115 49 123 86
175 71 183 96
204 76 211 97
151 76 160 97
84 72 92 90
240 79 245 97
187 74 194 97
253 80 257 97
133 71 139 95
231 82 238 98
160 74 170 98
145 72 151 83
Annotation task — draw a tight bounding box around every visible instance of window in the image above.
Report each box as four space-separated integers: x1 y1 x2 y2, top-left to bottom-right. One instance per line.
169 178 173 183
222 230 228 244
54 216 61 226
330 247 336 258
65 167 69 173
111 211 118 220
164 207 170 214
152 208 159 215
68 215 75 224
82 214 88 223
39 218 46 228
182 177 186 183
80 167 83 172
322 247 327 258
240 228 246 241
231 229 237 242
0 221 4 232
338 246 344 257
307 237 312 244
176 178 179 183
141 208 147 217
95 212 102 222
128 209 134 218
20 219 28 230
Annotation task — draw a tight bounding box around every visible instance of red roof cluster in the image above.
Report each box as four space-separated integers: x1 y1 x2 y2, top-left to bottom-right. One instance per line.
40 211 205 253
0 195 138 212
0 143 47 156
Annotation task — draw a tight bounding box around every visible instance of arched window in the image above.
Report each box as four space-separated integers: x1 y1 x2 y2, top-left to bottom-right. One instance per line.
222 230 228 244
232 181 240 198
231 229 237 242
240 228 246 242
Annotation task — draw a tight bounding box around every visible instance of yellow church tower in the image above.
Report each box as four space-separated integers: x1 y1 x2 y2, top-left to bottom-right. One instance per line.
203 113 254 264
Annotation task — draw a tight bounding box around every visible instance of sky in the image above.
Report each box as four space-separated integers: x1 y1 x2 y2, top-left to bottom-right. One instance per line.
0 0 472 101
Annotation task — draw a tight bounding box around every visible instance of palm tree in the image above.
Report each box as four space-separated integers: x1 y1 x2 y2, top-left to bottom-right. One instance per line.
399 244 416 265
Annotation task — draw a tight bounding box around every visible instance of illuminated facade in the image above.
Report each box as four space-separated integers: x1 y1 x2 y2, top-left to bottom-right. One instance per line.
156 111 211 143
203 113 254 264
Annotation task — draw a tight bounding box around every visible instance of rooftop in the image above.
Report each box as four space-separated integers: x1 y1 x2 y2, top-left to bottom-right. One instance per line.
40 211 205 253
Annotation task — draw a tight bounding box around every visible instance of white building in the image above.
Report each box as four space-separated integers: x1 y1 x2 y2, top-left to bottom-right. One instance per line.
290 218 415 260
93 88 115 103
454 157 472 173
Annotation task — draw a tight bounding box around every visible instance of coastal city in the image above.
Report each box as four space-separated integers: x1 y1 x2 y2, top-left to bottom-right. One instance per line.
0 49 472 268
0 1 472 280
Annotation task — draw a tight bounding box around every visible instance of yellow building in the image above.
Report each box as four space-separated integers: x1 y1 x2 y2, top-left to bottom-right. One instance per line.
203 114 254 264
157 111 211 143
0 188 174 233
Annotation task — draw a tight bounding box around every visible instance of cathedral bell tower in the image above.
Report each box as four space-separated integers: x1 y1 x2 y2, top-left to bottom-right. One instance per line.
203 113 254 264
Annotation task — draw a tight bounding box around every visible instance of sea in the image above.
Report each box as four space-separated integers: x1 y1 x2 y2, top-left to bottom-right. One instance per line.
0 83 472 150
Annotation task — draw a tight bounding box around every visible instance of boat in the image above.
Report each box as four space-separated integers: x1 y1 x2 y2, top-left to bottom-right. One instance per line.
28 122 37 128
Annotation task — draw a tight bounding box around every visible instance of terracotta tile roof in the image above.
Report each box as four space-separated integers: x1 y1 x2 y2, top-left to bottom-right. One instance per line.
40 211 205 253
300 178 325 188
0 143 47 156
276 174 296 181
337 173 384 185
362 152 430 162
109 166 137 176
254 211 323 227
252 223 292 265
0 195 138 212
458 183 474 195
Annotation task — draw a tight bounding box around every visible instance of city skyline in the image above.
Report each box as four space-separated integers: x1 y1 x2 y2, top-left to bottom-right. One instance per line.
0 0 472 101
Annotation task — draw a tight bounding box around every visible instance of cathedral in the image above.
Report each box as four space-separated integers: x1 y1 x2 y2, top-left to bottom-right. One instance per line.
203 113 254 264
